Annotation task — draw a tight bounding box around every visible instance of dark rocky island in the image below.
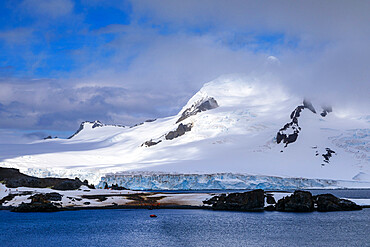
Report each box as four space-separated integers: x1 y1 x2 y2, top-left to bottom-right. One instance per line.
203 189 265 211
204 190 362 212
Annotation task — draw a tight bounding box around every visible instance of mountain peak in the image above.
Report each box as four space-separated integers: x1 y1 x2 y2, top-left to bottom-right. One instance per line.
68 120 103 139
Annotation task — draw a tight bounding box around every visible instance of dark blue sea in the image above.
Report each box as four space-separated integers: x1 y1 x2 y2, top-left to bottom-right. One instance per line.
1 207 370 247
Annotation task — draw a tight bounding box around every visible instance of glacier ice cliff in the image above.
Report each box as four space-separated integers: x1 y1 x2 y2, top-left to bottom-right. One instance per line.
96 173 366 190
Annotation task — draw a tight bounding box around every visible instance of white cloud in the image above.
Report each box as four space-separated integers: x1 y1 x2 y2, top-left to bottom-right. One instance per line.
0 0 369 133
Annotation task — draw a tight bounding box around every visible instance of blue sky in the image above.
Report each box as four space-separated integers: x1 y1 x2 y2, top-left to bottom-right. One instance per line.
0 1 289 78
0 1 132 77
0 0 369 141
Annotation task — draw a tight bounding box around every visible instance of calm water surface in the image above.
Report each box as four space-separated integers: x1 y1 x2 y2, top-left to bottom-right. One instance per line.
1 208 370 247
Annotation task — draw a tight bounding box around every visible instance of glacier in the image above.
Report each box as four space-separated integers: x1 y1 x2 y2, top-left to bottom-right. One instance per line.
98 173 370 190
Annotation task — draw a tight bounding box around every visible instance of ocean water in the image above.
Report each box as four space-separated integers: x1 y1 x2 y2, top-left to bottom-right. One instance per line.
1 208 369 247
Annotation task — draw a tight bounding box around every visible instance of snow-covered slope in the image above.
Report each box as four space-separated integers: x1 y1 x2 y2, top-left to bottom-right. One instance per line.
0 74 369 188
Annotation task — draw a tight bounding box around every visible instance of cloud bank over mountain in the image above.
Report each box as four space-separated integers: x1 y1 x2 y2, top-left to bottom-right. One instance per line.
0 0 369 135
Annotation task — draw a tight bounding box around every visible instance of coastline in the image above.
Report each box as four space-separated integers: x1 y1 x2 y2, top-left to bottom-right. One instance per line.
2 183 370 212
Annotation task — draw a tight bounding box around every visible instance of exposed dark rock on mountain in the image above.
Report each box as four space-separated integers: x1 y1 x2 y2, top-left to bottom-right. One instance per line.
277 105 304 147
176 97 218 123
276 99 319 147
130 122 144 128
92 120 104 128
143 121 193 147
68 122 86 139
0 167 93 190
69 120 125 138
276 190 314 212
142 140 162 147
303 99 316 113
130 119 156 129
314 194 362 211
277 102 337 166
203 189 265 211
165 123 193 140
320 106 333 117
322 148 336 165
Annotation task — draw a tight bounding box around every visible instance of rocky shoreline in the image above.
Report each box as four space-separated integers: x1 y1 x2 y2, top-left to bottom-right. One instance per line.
1 189 366 213
0 167 368 213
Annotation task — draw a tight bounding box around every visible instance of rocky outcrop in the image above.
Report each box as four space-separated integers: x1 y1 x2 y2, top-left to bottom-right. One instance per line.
322 148 336 165
52 179 86 190
0 167 93 190
276 191 314 212
314 194 362 211
176 97 218 123
43 136 57 140
92 120 104 128
276 105 304 147
68 121 102 139
277 99 316 147
165 123 193 140
68 122 86 139
11 193 60 212
142 122 193 147
42 192 62 201
29 193 62 202
0 194 17 206
141 140 162 147
131 119 156 128
203 189 265 211
68 120 125 138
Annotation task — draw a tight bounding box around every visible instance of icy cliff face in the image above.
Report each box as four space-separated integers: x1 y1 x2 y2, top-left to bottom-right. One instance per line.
98 173 370 190
0 74 369 188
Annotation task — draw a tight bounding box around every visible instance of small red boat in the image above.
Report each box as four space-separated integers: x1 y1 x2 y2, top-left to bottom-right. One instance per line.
150 214 157 218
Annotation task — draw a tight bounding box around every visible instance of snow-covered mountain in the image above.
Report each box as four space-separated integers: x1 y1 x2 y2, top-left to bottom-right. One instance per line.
0 74 369 189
